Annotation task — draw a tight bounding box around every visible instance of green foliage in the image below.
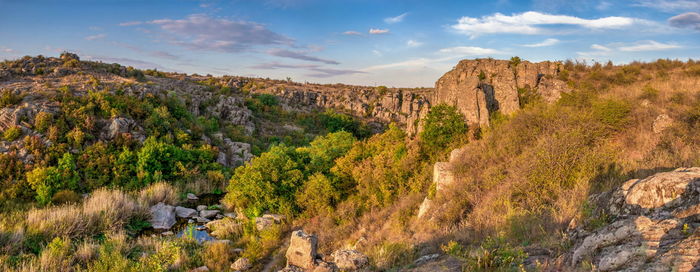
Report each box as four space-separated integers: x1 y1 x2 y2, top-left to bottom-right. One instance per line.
224 144 304 217
26 154 79 205
0 90 23 108
509 56 522 68
517 87 541 108
2 126 22 141
375 85 389 95
591 99 631 129
443 237 526 272
639 84 659 101
296 173 339 214
478 70 486 81
51 189 81 204
419 104 467 153
296 131 355 174
34 111 53 133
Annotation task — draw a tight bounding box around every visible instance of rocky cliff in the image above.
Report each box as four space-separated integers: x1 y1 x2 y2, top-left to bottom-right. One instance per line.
247 82 433 135
435 58 570 126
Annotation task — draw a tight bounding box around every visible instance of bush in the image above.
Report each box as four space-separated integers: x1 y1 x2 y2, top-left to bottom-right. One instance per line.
639 84 659 101
51 190 81 204
0 89 23 107
203 241 234 271
3 126 22 141
419 104 467 152
296 173 339 214
39 237 73 272
224 144 303 217
34 111 53 133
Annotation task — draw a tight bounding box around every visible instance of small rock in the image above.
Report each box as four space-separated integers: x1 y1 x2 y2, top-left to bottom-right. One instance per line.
255 216 275 231
196 217 211 223
162 231 174 236
175 206 198 218
216 214 224 219
189 266 210 272
331 249 369 270
197 205 207 211
187 193 199 200
224 212 237 218
196 225 207 231
200 210 220 219
188 219 195 224
263 214 285 223
230 257 252 271
414 254 440 265
652 114 673 133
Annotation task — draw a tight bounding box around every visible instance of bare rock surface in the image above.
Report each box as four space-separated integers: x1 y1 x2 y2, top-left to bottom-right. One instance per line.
434 58 570 126
570 167 700 271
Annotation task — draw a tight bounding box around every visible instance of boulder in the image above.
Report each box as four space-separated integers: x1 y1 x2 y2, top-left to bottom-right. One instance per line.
197 205 207 211
175 206 198 218
200 210 220 219
417 162 456 219
285 230 318 269
255 216 275 231
231 257 252 271
570 167 700 271
149 202 176 230
190 266 210 272
331 250 368 270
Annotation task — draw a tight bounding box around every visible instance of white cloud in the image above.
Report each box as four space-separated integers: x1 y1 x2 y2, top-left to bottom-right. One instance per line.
119 21 142 26
438 46 504 56
369 28 390 34
618 40 682 51
591 44 611 51
452 11 642 38
522 38 560 47
85 34 107 41
634 0 700 12
343 30 362 35
596 1 612 10
407 40 423 47
372 50 383 57
578 40 682 56
1 47 15 53
384 13 408 24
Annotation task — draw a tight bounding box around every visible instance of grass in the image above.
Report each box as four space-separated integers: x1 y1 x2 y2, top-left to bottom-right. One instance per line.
137 182 179 207
26 189 143 238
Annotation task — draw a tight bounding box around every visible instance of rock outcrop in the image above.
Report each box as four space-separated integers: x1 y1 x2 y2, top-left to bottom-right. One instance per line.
417 162 456 219
331 249 369 270
569 168 700 271
434 59 570 126
254 85 432 135
280 230 368 272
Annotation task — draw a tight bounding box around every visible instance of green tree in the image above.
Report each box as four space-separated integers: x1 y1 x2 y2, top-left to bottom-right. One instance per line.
419 104 468 152
296 173 339 214
224 144 304 217
296 131 355 174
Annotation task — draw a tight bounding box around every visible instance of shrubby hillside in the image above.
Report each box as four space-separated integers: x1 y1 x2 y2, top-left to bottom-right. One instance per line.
1 53 699 271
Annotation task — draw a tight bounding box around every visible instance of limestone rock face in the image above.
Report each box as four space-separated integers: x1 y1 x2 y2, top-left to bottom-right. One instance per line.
434 59 569 126
417 162 456 219
217 139 254 168
257 86 432 135
570 168 700 271
231 257 252 271
149 202 176 230
101 117 145 142
285 230 319 270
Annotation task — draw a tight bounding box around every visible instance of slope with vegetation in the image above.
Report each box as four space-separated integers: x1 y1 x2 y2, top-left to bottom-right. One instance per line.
1 53 700 272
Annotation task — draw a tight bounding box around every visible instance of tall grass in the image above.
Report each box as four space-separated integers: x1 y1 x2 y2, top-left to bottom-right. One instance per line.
26 189 142 238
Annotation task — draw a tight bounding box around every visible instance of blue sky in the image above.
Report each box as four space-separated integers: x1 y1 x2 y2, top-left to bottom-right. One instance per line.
1 0 699 87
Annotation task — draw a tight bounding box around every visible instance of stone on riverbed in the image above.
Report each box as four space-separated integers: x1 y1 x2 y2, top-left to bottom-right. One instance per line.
149 202 176 230
175 206 198 218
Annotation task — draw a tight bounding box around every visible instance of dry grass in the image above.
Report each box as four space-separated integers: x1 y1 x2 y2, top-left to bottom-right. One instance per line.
137 182 179 207
203 241 235 271
26 189 142 238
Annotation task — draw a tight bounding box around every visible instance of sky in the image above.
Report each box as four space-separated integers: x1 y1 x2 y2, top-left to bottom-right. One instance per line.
1 0 699 87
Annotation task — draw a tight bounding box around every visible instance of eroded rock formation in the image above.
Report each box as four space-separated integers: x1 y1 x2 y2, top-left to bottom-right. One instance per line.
569 168 700 271
435 58 570 126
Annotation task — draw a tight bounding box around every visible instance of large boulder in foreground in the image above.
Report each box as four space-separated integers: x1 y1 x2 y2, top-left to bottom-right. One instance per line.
285 230 318 269
149 202 176 230
569 167 700 271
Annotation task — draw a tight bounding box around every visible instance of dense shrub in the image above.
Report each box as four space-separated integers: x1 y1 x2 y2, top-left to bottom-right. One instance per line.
2 126 22 141
0 90 23 107
419 104 467 153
